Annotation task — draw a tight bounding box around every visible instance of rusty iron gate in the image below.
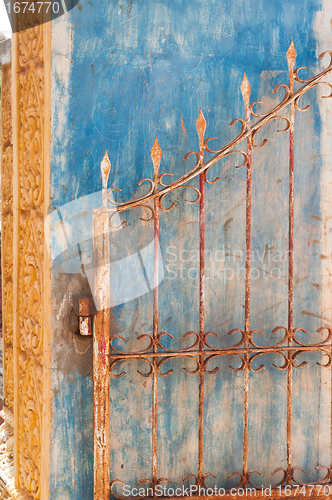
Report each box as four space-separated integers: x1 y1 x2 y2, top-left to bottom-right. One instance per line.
79 42 332 500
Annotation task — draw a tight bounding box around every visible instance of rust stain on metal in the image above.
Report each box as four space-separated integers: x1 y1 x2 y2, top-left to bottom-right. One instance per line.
286 39 297 72
196 108 207 154
79 315 92 336
79 297 93 336
99 334 108 366
109 342 332 362
92 158 111 500
151 136 162 182
152 137 161 490
241 71 252 486
286 39 296 484
240 72 251 118
197 108 206 485
101 150 111 208
79 297 92 316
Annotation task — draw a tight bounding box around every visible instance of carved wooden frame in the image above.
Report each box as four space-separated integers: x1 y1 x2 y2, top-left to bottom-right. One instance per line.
11 18 51 500
1 62 14 416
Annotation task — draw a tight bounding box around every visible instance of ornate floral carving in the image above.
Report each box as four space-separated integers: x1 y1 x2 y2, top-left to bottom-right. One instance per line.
18 27 44 216
17 354 42 499
3 282 13 347
2 31 47 495
1 73 13 215
15 24 46 499
0 417 14 500
19 213 43 357
0 65 15 499
0 410 33 500
4 349 13 411
2 216 13 285
1 64 14 413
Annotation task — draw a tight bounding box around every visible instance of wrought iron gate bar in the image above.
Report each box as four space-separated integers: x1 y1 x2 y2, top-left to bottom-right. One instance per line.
109 345 332 361
197 110 206 488
151 137 161 492
241 70 252 490
93 156 112 498
286 40 296 487
97 41 332 500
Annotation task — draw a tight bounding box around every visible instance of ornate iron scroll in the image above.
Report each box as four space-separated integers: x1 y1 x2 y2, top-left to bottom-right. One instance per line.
107 47 332 228
105 42 332 497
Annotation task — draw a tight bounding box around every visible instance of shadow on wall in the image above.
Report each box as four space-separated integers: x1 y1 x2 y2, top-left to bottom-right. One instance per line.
46 189 164 310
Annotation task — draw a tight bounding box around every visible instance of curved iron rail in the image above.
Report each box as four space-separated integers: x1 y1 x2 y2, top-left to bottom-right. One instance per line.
105 50 332 228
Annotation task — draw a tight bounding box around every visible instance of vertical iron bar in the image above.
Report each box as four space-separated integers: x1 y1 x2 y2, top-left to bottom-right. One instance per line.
286 40 296 484
151 138 162 493
241 74 252 486
93 152 111 500
197 110 206 485
198 169 205 485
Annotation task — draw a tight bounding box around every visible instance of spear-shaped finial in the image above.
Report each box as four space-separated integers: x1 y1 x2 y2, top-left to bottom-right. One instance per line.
241 73 251 122
241 73 251 104
151 136 162 186
286 39 297 71
101 150 111 208
196 108 206 153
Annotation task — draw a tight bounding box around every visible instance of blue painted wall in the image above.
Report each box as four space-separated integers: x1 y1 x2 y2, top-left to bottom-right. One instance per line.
50 0 331 497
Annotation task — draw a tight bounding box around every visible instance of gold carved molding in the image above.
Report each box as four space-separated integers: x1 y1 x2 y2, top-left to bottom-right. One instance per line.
1 55 32 500
0 63 14 413
12 18 51 500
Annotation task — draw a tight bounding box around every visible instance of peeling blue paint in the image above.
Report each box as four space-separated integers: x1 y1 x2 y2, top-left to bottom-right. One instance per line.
50 0 330 497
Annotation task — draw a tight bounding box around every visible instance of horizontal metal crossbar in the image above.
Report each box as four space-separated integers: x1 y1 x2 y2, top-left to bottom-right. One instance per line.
109 345 332 378
109 345 332 360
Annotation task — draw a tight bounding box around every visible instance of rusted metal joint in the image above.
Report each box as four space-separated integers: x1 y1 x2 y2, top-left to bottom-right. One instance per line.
79 297 94 336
